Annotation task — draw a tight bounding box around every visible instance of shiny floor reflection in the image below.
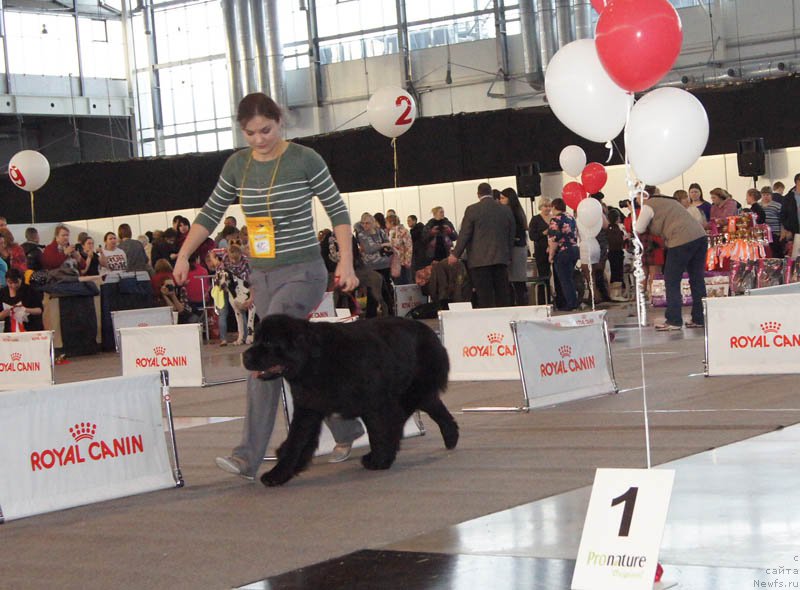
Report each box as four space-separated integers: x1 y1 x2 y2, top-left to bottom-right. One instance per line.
238 426 800 588
169 416 241 431
236 550 778 590
388 424 800 570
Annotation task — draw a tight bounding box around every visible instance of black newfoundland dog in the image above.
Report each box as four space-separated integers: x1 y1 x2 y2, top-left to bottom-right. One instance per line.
242 314 459 486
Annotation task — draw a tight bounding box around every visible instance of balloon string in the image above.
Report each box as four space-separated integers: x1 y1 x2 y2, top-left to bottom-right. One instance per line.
30 191 35 224
391 137 398 188
588 262 596 311
622 93 652 470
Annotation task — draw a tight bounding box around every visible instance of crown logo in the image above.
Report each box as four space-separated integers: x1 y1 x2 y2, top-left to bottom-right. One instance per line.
558 345 572 358
153 346 166 356
69 422 97 442
10 352 22 362
760 321 781 334
487 332 504 344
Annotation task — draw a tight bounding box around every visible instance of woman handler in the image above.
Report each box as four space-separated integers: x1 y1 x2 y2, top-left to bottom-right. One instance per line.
174 93 364 480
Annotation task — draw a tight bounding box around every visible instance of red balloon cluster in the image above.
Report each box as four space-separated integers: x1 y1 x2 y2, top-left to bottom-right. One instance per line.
562 162 609 210
593 0 683 92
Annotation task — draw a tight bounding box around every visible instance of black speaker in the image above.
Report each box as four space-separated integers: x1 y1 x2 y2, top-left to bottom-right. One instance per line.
515 162 541 198
737 137 766 178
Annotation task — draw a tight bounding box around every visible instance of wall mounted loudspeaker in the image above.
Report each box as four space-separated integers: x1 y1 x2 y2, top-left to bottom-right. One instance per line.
515 162 541 198
737 137 766 178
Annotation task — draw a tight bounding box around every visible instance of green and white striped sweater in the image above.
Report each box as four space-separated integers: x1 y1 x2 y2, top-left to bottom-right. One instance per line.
194 142 350 270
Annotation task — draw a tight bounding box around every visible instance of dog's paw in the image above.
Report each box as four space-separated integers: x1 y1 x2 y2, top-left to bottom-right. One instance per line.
442 423 459 450
261 468 293 487
360 452 394 471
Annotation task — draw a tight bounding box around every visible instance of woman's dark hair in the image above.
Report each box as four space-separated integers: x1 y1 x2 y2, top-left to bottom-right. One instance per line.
237 92 282 125
501 187 527 232
103 232 116 242
5 268 23 282
373 212 386 229
552 198 567 212
492 189 502 201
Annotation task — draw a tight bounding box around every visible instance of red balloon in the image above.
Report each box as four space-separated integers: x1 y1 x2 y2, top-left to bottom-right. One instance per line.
581 162 608 194
591 0 611 13
595 0 683 92
562 182 586 211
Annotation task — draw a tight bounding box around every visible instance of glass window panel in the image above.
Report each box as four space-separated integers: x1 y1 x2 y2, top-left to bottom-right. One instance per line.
218 131 234 151
5 12 78 76
212 60 231 120
176 135 197 154
163 138 177 155
175 122 195 135
140 141 156 157
196 132 218 153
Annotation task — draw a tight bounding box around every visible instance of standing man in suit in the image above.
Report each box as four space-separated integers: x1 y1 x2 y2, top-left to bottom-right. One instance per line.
448 182 516 308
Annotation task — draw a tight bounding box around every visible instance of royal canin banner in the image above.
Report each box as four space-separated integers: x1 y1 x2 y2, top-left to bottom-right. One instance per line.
309 291 336 318
440 305 551 381
394 284 427 317
0 331 54 391
513 310 616 408
705 294 800 375
119 324 204 387
112 306 174 352
0 373 176 522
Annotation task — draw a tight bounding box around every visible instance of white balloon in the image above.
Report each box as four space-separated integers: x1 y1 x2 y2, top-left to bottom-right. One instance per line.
8 150 50 192
545 39 632 143
626 87 709 186
579 236 601 265
576 197 603 235
367 86 417 138
559 145 587 177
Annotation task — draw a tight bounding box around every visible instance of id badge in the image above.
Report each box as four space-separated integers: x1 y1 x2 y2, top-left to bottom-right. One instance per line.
246 216 276 258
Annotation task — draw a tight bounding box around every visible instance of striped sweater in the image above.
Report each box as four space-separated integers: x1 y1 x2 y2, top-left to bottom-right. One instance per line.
194 143 350 270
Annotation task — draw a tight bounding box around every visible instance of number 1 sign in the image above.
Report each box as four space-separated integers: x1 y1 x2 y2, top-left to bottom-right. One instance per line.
572 468 675 590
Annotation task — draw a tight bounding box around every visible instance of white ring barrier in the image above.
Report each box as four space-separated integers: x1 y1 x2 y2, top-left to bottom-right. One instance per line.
394 284 428 317
111 306 175 352
0 371 182 523
745 283 800 296
439 304 551 382
0 331 55 391
119 324 206 387
704 294 800 376
512 310 618 410
309 291 336 318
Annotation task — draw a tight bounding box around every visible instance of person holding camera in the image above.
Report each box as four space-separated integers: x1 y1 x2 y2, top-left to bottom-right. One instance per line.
355 212 394 314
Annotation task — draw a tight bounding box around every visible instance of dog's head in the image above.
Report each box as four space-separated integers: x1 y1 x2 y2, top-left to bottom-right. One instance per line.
214 268 231 290
242 315 310 380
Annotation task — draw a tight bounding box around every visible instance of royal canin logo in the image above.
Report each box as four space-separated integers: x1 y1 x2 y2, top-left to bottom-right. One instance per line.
134 344 187 368
0 351 42 373
462 331 516 358
540 345 596 378
487 332 504 344
30 423 145 472
730 321 800 349
69 422 97 442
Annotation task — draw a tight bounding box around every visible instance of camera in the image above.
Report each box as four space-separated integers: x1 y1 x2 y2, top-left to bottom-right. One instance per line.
619 199 631 209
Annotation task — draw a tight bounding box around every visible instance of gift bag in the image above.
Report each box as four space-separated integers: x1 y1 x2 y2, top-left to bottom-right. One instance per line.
729 260 757 294
757 258 784 289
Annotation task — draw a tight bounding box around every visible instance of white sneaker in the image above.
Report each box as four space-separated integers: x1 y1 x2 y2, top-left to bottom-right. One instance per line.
215 456 255 481
328 442 353 463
